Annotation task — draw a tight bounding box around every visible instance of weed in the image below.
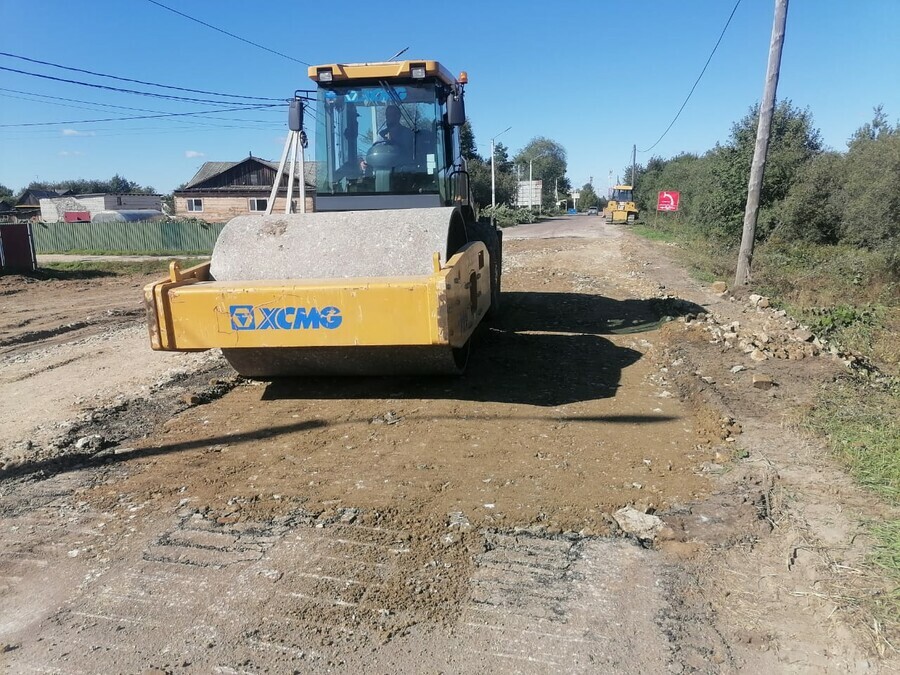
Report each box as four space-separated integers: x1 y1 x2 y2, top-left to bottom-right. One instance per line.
630 224 677 243
42 258 207 277
870 520 900 632
806 376 900 503
805 375 900 639
40 249 211 256
872 521 900 577
480 205 538 228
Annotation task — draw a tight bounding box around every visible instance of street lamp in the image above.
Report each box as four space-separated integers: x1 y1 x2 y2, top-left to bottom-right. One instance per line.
490 126 512 210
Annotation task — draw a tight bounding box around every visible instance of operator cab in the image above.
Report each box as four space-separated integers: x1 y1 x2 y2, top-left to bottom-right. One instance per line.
309 61 468 212
610 186 633 203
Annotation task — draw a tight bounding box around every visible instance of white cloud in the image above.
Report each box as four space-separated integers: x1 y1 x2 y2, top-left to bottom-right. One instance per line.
62 129 95 137
58 151 84 157
185 150 205 158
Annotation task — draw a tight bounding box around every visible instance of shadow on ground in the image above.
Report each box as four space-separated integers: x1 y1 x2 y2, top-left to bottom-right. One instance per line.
263 291 705 407
0 420 327 486
0 292 703 484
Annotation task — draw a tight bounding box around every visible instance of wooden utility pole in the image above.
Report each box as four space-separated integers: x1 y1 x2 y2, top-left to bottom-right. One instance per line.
631 144 636 186
735 0 789 286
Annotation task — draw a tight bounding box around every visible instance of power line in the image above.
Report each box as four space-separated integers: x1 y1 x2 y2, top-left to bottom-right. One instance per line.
0 65 282 106
0 103 283 128
145 0 311 66
0 87 283 124
0 123 284 139
0 51 282 101
638 0 743 153
0 94 282 132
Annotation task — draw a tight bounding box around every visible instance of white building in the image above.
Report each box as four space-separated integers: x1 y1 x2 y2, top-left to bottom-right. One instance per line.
39 193 162 222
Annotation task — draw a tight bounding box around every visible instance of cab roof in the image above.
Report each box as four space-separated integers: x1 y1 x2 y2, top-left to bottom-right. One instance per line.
308 60 459 86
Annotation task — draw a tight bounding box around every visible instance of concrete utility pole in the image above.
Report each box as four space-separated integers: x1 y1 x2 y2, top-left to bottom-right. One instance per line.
735 0 789 286
528 160 533 209
490 126 511 211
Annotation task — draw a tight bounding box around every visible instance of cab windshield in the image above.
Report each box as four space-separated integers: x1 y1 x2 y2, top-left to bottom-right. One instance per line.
611 189 633 202
315 81 446 195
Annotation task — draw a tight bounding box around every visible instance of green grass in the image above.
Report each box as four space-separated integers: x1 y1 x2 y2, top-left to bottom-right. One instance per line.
630 224 678 242
805 375 900 629
754 242 900 374
41 257 208 277
870 519 900 632
806 377 900 503
873 520 900 576
39 249 212 256
628 220 737 285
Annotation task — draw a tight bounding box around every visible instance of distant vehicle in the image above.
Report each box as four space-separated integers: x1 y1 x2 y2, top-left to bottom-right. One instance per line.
603 185 639 223
587 206 598 216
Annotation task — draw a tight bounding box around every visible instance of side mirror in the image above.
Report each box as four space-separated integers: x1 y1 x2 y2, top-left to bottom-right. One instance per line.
288 99 303 132
447 87 466 127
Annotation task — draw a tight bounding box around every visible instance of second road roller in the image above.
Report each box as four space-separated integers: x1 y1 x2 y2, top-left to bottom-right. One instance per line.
144 60 502 377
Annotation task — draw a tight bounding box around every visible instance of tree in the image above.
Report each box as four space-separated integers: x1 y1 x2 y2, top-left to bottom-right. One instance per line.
577 183 600 210
849 105 890 147
692 100 823 240
24 175 156 195
467 157 517 210
493 141 513 173
460 120 482 162
0 184 14 202
778 151 845 243
513 137 569 209
840 114 900 248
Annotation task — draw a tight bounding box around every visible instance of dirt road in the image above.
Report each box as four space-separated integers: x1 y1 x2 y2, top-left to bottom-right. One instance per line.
1 217 894 672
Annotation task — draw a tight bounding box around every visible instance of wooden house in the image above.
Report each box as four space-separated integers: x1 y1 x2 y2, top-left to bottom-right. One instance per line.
14 189 68 221
173 156 316 222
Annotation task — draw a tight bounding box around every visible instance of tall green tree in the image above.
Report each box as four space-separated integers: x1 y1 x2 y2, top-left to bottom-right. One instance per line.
778 151 845 243
0 184 14 202
513 137 569 208
577 183 600 210
840 112 899 249
493 141 513 173
460 120 482 162
693 100 823 240
468 157 517 210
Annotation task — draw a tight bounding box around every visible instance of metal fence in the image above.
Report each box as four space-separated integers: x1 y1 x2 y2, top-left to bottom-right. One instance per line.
31 220 226 253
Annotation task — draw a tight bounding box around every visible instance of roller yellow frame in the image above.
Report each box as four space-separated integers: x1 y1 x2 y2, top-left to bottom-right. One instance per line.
309 60 458 86
144 242 490 353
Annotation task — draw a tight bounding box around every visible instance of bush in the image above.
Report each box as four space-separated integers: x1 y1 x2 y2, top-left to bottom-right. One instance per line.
480 204 536 228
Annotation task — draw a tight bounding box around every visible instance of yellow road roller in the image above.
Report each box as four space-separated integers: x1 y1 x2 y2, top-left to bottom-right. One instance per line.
144 60 501 377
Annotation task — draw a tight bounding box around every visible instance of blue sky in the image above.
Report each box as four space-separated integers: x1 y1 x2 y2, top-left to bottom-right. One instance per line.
1 1 898 195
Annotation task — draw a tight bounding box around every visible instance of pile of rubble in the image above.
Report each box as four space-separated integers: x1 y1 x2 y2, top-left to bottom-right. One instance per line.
684 286 862 369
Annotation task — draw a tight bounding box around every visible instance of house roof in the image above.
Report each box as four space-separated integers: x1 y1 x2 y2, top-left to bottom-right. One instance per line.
182 156 316 190
183 162 237 188
68 192 162 198
16 189 62 206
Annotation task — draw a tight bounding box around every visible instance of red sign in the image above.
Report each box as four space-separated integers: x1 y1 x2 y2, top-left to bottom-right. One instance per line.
656 191 680 212
64 211 91 223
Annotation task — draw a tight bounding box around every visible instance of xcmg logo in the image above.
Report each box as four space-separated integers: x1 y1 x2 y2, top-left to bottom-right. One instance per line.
229 305 343 331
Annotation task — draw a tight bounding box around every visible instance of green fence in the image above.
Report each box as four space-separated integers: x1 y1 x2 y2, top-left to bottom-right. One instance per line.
32 220 226 253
